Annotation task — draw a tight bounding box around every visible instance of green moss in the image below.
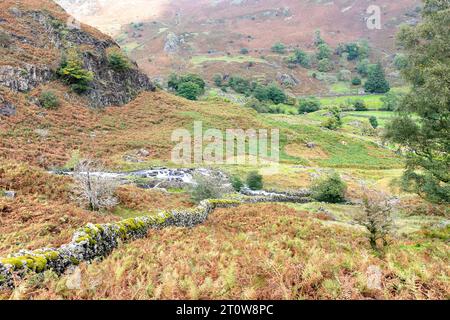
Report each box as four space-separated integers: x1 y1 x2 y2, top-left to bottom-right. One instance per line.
1 255 48 272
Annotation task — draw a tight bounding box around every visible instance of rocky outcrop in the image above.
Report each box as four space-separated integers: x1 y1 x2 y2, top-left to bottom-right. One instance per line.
0 4 155 108
164 32 181 54
0 94 16 117
0 64 53 93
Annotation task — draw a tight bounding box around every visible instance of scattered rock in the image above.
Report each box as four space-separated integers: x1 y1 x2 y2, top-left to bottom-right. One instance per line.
366 265 382 290
66 267 82 290
164 32 180 54
137 148 150 157
1 190 16 199
306 142 316 149
0 95 16 117
276 73 299 87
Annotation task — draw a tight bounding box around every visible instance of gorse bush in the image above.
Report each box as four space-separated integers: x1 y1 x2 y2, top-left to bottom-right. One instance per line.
246 171 263 190
39 91 60 109
108 51 130 71
311 173 347 203
58 51 94 93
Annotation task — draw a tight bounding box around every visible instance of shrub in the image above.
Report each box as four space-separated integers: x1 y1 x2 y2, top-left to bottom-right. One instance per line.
380 92 402 111
356 59 370 77
39 91 60 109
253 84 269 101
72 159 119 211
180 74 206 91
189 172 232 203
271 42 286 54
108 51 130 71
316 43 332 60
352 99 367 111
337 69 352 82
244 98 270 113
246 171 263 190
177 81 202 100
393 53 408 70
240 48 249 55
317 58 333 72
213 73 223 87
298 97 321 113
231 176 244 192
352 77 362 85
266 84 286 104
355 189 394 252
229 76 251 94
321 106 342 130
311 173 347 203
369 116 379 129
58 51 94 93
288 49 311 68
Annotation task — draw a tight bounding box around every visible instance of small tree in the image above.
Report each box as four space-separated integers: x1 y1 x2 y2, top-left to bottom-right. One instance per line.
189 172 232 203
177 81 202 100
246 171 263 190
39 91 60 109
72 159 119 211
355 189 394 252
369 116 379 129
364 63 390 93
311 173 347 203
108 51 131 71
58 51 94 93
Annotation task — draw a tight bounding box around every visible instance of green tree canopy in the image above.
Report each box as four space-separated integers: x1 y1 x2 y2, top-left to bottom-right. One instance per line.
385 0 450 203
364 63 390 93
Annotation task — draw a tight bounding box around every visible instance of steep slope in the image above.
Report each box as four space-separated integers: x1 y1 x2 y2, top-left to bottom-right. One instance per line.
0 0 154 109
56 0 421 94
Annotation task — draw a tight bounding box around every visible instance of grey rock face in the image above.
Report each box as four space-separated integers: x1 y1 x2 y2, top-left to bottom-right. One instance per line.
164 32 180 54
0 95 16 117
0 9 155 108
0 64 53 92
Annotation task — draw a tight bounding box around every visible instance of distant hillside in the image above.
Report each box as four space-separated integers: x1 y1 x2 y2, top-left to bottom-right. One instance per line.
56 0 421 95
